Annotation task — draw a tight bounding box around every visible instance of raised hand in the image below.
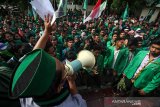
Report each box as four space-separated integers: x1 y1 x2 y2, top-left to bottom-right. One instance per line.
44 14 56 34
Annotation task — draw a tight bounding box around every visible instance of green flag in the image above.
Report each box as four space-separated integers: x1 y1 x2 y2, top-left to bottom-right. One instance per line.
55 0 68 18
27 7 33 17
122 3 129 20
83 0 88 10
32 7 37 20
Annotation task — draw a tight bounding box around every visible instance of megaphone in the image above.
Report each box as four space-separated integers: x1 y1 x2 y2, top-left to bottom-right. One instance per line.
65 50 95 75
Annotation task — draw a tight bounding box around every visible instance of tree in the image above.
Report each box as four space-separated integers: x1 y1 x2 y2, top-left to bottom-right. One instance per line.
110 0 147 17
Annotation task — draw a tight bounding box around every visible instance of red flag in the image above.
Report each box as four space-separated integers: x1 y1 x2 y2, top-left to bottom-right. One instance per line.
84 0 107 23
90 0 102 18
93 0 102 10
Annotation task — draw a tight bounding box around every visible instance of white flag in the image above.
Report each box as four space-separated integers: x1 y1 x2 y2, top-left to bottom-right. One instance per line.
30 0 56 25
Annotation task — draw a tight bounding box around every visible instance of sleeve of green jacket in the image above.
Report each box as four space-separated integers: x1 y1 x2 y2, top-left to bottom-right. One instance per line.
103 48 111 68
97 55 104 73
123 51 142 74
143 72 160 93
106 41 112 47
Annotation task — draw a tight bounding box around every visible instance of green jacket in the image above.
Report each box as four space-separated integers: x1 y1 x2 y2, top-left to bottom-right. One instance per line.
58 36 66 45
124 51 160 93
106 40 114 47
104 46 126 75
96 54 104 75
0 66 21 106
87 54 104 75
149 29 159 37
114 48 140 75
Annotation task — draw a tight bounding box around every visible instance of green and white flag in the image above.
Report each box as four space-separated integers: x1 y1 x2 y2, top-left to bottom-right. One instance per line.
83 0 88 10
122 3 129 20
32 6 37 20
83 0 88 22
55 0 68 18
27 7 33 17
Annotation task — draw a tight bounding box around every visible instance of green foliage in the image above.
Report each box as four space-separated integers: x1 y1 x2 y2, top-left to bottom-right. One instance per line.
111 0 126 14
110 0 147 16
117 78 126 91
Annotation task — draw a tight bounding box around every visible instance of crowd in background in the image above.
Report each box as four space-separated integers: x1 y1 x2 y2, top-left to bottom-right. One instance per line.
0 7 160 98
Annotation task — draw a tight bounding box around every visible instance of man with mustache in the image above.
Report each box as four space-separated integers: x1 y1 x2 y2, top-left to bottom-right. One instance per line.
119 36 160 97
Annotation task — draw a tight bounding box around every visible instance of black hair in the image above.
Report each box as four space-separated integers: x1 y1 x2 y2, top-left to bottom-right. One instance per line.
128 38 138 47
66 37 74 42
150 35 160 45
93 33 99 37
20 43 33 56
2 31 13 39
136 37 143 42
92 44 102 51
65 51 76 61
44 40 55 52
115 36 125 42
26 32 35 40
7 44 19 55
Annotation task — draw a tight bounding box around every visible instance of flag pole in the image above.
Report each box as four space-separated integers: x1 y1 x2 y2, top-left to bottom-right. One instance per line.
82 0 88 23
83 10 87 23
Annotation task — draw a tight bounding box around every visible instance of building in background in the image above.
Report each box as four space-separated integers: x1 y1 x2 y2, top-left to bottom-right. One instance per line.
140 2 160 23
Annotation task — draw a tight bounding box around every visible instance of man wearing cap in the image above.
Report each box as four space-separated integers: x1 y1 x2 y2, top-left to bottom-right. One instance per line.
134 28 142 38
9 15 87 107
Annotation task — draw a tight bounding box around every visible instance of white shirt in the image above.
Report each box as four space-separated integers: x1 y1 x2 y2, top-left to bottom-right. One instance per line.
20 94 87 107
112 48 120 69
133 53 160 77
128 51 134 61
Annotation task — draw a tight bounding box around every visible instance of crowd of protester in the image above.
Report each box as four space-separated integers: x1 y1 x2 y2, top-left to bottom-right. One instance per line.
1 7 160 103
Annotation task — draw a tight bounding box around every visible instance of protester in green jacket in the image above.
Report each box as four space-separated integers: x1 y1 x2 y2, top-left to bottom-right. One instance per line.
104 37 126 86
114 38 139 75
120 35 160 96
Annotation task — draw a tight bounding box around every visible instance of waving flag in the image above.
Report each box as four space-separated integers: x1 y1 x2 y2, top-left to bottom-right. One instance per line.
84 0 107 23
83 0 88 10
55 0 68 18
32 7 37 20
30 0 56 25
83 0 88 22
122 3 129 20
